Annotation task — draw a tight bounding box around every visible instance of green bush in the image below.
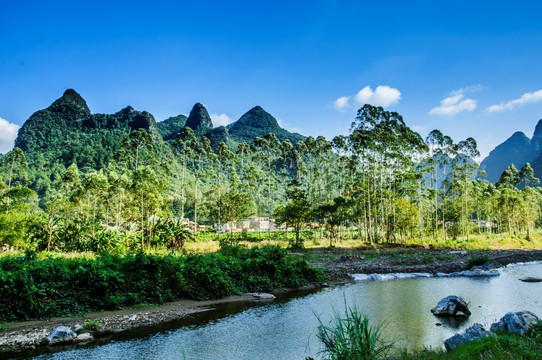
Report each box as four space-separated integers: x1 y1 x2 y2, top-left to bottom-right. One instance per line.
466 254 490 269
0 245 321 321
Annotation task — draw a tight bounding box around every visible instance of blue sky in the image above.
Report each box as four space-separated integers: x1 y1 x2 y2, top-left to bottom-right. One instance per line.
1 0 542 158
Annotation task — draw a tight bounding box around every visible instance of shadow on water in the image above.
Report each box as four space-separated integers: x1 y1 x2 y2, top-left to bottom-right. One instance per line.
435 315 469 329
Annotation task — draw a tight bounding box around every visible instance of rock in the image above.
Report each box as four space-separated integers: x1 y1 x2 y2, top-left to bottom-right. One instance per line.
490 311 539 335
73 324 83 333
448 250 468 256
444 323 490 351
471 262 495 271
250 292 276 300
73 333 94 343
431 295 471 317
519 277 542 282
47 326 76 345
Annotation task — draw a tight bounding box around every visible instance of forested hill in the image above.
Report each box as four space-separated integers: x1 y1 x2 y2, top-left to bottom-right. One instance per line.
227 106 305 144
15 89 165 170
479 119 542 183
157 114 187 141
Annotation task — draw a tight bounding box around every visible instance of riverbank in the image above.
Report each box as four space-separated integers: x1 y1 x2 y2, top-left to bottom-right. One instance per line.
2 247 542 356
306 247 542 279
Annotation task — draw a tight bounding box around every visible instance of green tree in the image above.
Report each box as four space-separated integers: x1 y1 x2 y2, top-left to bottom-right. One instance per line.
2 147 28 213
275 180 312 248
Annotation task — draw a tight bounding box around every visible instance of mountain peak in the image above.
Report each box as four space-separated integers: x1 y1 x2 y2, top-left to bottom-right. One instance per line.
50 89 90 114
185 103 213 137
226 105 304 144
234 106 280 130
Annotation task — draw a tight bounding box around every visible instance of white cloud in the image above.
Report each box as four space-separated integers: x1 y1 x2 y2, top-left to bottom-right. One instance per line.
333 96 350 111
354 85 402 107
429 86 479 116
487 89 542 112
210 113 234 127
451 84 484 95
0 117 20 154
333 85 401 112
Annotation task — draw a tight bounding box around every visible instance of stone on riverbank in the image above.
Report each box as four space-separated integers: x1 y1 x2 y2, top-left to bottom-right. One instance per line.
444 323 491 351
490 311 539 335
47 326 76 345
73 333 94 343
250 292 276 300
431 295 471 317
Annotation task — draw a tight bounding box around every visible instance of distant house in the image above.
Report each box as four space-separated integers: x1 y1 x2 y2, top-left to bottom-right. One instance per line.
214 216 289 234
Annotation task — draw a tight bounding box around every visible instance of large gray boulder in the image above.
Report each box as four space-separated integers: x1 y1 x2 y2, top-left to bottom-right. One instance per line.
47 326 76 345
431 295 471 317
490 311 539 335
444 323 491 351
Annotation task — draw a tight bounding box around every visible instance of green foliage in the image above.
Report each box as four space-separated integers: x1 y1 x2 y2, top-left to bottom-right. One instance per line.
157 114 188 142
314 300 393 360
466 254 490 269
403 321 542 359
0 246 321 321
275 180 313 248
82 320 100 331
227 106 305 144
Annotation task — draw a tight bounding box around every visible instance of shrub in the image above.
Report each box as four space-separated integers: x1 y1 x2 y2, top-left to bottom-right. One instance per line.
0 246 321 321
466 254 490 269
83 320 99 331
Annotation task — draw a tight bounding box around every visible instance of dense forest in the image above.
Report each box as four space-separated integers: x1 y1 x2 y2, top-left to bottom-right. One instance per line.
1 90 541 253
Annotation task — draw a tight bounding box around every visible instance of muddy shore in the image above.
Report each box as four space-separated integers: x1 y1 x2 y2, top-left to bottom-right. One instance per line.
2 248 542 355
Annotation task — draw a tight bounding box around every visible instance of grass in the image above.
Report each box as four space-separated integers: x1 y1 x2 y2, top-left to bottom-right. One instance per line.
82 320 100 331
401 322 542 360
466 254 490 269
311 300 393 360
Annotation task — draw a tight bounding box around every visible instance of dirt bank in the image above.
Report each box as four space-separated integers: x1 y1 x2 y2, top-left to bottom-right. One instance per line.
314 248 542 279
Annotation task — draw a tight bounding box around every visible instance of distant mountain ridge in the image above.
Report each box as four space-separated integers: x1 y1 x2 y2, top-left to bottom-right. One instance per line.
14 89 305 169
479 119 542 183
156 103 305 146
13 89 307 197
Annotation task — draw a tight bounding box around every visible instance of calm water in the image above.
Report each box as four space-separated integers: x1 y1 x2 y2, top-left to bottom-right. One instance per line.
19 262 542 360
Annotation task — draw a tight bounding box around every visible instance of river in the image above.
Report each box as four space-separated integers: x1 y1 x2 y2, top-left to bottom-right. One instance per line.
20 262 542 360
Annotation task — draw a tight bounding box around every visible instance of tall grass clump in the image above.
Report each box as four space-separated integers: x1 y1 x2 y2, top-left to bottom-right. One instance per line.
314 300 393 360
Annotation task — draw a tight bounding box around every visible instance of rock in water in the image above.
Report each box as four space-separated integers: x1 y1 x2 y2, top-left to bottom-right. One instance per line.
519 277 542 283
73 333 94 343
431 295 471 316
47 326 76 345
250 292 276 300
490 311 539 334
444 323 490 351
